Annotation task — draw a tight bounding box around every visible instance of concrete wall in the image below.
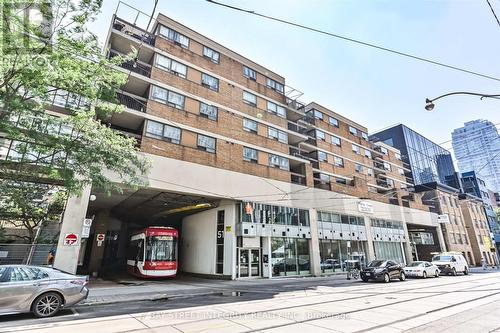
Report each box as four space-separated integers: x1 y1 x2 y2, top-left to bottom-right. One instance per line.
180 201 236 277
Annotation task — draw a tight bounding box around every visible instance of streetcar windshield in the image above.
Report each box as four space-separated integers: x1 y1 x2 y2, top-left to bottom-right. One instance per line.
146 235 177 261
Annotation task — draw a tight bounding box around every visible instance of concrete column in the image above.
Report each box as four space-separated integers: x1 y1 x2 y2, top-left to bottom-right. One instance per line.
88 211 110 276
262 236 272 278
308 208 321 276
363 216 376 261
402 223 413 264
436 223 447 252
53 185 91 274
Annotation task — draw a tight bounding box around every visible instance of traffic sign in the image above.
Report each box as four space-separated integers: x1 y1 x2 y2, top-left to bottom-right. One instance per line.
63 233 79 246
96 233 105 247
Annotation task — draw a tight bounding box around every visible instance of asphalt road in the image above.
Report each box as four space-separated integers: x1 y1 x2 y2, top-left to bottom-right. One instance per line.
1 271 500 332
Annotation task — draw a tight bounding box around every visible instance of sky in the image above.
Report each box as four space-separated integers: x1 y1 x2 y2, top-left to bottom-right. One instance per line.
89 0 500 152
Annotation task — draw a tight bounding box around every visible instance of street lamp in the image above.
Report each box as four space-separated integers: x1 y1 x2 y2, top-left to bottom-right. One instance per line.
425 92 500 111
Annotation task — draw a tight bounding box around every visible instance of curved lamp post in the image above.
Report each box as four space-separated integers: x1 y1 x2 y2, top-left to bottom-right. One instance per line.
425 92 500 111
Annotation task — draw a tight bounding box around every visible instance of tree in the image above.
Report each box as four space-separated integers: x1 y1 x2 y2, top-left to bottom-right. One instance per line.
0 1 149 239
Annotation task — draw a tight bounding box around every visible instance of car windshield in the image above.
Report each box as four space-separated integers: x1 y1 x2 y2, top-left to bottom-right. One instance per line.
408 262 423 267
368 260 386 267
432 255 453 261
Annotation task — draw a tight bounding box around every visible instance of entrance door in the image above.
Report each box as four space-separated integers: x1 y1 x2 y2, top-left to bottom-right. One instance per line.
237 248 260 278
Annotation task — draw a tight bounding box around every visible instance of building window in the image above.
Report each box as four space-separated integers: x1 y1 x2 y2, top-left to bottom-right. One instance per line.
151 85 185 109
243 118 258 133
383 162 392 171
267 101 286 118
316 130 325 141
329 117 339 127
361 132 368 140
352 144 360 154
155 54 187 78
266 78 284 93
355 164 363 173
268 127 288 144
319 173 330 184
386 179 394 187
243 147 258 163
331 135 341 146
201 73 219 91
159 25 189 48
334 156 344 167
395 153 401 160
203 46 220 63
199 102 218 121
243 66 256 80
398 168 405 175
380 146 388 155
243 91 257 106
318 151 327 162
313 110 323 120
197 134 216 153
349 126 357 135
269 154 289 170
365 150 372 158
145 120 181 144
336 177 347 185
367 168 374 177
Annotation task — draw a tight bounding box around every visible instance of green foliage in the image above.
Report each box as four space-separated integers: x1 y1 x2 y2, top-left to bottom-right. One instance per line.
0 0 149 196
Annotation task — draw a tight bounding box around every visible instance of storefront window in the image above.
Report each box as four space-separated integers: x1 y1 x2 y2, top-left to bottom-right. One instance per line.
240 202 309 226
297 239 310 275
374 241 404 263
272 238 311 277
319 239 367 274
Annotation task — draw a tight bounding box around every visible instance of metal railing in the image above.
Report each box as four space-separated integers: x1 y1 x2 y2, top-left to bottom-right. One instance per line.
0 243 57 265
108 50 151 77
116 92 147 112
287 121 309 135
113 16 156 46
290 172 307 186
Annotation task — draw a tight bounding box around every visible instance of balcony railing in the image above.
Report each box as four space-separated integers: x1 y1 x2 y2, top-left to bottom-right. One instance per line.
113 17 156 46
116 92 146 112
287 121 309 135
291 172 307 186
108 50 151 78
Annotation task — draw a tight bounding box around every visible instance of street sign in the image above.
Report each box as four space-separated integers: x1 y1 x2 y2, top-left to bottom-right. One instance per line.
63 233 79 246
437 214 450 223
0 251 8 258
96 233 105 247
358 201 374 214
81 218 93 238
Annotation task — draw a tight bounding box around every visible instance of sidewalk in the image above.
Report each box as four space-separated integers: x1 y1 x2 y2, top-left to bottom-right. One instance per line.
81 273 349 306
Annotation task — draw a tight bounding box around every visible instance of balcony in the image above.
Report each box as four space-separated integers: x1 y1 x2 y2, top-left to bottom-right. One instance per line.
116 92 147 112
290 172 307 186
109 50 151 78
112 17 156 46
287 121 309 135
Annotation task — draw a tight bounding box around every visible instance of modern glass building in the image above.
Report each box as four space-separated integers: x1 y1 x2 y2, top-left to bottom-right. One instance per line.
370 124 460 189
452 120 500 192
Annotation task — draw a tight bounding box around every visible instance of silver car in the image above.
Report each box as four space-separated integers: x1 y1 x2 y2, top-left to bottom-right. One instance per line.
0 265 89 318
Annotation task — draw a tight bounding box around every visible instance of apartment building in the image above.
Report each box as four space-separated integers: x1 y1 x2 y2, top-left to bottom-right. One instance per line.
459 195 498 266
49 8 443 279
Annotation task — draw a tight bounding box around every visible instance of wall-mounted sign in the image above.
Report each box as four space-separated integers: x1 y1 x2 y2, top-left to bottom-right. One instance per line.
225 226 232 232
81 218 93 238
63 233 79 246
96 233 105 247
0 251 8 258
358 201 374 214
437 214 450 223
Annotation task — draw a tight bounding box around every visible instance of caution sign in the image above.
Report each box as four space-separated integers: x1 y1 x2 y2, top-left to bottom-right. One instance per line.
63 233 79 246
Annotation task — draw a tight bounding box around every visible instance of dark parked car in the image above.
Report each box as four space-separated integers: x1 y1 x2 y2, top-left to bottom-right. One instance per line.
360 260 406 283
320 259 341 270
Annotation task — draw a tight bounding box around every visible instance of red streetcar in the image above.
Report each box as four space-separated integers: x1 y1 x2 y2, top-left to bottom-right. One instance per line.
127 227 178 278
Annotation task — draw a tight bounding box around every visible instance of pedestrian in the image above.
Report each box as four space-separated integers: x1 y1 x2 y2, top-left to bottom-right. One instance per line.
47 249 55 266
480 257 487 270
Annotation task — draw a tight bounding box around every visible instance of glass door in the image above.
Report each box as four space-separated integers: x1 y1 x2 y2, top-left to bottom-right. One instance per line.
250 249 260 277
238 248 249 278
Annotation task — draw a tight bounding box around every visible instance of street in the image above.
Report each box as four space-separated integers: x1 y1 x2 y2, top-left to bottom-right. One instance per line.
1 270 499 333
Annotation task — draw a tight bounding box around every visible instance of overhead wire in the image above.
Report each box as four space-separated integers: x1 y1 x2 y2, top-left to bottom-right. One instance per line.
205 0 500 83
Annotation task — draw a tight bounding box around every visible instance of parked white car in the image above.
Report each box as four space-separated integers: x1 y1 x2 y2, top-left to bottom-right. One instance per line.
431 252 469 276
404 261 440 278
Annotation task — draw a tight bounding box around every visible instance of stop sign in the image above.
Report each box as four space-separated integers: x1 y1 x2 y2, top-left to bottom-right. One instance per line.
64 233 78 246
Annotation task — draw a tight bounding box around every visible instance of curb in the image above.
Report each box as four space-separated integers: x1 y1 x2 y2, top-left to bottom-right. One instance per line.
78 291 219 307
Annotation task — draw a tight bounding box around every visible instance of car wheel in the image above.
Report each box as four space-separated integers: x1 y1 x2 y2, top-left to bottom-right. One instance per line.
383 273 390 283
400 272 406 281
32 292 62 318
362 277 369 282
452 268 457 276
464 267 469 275
435 270 440 278
422 271 427 279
